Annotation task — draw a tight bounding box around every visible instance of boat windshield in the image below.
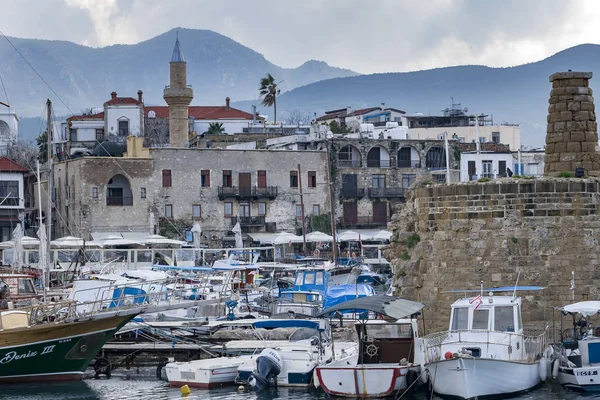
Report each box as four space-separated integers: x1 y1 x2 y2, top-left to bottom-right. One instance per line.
451 307 469 330
472 309 489 329
494 306 515 332
18 278 36 294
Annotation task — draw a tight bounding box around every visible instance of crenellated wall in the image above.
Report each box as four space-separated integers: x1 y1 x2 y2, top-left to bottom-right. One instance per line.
385 179 600 331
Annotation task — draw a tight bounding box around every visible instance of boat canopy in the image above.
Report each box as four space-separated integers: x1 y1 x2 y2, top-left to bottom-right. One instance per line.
318 295 424 319
251 319 324 330
559 301 600 317
444 285 544 293
322 284 375 310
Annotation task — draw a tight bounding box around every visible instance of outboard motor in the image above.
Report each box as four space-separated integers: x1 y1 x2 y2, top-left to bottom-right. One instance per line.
249 348 283 391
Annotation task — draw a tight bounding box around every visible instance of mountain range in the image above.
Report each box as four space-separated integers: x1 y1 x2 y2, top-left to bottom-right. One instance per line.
3 28 600 147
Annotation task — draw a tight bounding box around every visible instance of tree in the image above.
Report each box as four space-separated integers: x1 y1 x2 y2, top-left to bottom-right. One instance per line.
36 131 47 163
259 73 281 124
205 122 225 135
5 139 39 170
283 110 312 125
328 120 352 134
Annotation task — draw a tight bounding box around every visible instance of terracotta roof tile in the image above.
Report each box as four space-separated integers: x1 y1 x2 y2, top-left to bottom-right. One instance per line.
104 97 142 106
67 112 104 122
457 142 512 153
145 106 254 120
316 107 380 121
0 158 29 172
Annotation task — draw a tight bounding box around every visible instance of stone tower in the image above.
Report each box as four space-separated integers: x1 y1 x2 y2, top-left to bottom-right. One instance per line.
545 71 600 176
163 35 193 148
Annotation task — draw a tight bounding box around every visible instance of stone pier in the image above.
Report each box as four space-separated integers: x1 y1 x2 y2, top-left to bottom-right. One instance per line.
545 71 600 176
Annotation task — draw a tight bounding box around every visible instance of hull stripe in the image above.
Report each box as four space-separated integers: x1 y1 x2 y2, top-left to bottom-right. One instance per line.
0 327 117 350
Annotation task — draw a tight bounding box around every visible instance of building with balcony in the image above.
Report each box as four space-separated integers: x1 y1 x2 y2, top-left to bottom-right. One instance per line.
458 143 513 181
316 105 407 130
52 141 329 247
0 158 29 241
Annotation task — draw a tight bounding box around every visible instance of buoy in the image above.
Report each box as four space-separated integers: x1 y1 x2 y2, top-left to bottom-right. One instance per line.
313 369 320 388
444 351 453 360
180 384 191 396
238 385 245 392
552 359 560 379
420 366 428 384
539 358 548 381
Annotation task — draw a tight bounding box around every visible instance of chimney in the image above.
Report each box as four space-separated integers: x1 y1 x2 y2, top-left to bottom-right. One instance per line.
111 91 117 99
346 106 353 115
137 90 143 102
225 97 230 110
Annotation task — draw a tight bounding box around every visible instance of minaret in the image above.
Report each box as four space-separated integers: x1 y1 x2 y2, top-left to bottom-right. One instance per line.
164 34 193 147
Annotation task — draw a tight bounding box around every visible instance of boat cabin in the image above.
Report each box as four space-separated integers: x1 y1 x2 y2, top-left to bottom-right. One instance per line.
357 319 419 364
449 295 523 333
0 274 39 306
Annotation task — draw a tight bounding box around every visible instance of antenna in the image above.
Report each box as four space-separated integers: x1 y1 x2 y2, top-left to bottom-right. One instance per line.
512 269 521 300
480 281 483 298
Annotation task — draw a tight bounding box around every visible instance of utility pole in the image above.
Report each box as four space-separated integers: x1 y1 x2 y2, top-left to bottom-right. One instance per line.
297 164 307 255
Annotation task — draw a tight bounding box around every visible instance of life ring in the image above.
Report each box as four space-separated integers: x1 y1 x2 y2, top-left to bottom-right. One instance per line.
313 249 320 257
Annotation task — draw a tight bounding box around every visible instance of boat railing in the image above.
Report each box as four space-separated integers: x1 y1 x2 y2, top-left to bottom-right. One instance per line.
422 326 548 363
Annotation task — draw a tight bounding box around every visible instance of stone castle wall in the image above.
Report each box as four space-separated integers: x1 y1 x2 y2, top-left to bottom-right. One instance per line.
385 179 600 332
545 72 600 176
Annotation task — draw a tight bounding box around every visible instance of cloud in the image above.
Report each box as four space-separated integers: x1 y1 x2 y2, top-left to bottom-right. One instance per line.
1 0 600 73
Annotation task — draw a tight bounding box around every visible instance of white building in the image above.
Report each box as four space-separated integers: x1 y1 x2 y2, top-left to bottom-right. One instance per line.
512 149 545 177
0 158 28 241
0 108 18 155
458 143 513 181
316 105 407 130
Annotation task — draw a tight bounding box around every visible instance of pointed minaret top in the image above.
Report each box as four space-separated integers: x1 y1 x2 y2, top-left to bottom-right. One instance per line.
171 33 185 63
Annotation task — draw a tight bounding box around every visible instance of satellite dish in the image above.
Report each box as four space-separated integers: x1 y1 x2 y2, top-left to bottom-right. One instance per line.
463 107 469 113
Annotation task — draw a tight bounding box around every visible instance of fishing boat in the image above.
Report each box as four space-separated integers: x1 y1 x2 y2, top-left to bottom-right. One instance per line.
315 295 425 398
0 275 199 383
166 355 253 389
554 301 600 392
419 286 550 399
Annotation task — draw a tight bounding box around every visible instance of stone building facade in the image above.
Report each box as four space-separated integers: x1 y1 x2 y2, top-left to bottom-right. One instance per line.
53 148 329 246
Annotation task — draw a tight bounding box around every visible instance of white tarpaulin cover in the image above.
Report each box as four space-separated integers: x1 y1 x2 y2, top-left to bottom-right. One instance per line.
560 301 600 316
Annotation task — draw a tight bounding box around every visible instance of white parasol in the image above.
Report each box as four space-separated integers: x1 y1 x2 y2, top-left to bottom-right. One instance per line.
305 231 334 243
232 222 243 249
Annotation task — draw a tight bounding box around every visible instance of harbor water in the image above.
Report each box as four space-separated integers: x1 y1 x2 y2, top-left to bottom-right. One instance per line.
0 374 594 400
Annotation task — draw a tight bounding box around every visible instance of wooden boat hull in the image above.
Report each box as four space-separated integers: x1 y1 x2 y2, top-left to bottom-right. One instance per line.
0 314 133 383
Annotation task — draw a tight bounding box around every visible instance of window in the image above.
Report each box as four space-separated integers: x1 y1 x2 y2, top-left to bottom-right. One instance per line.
494 306 515 332
0 181 19 200
118 120 129 136
290 171 298 188
92 187 98 199
308 171 316 188
492 131 500 144
257 170 267 188
140 187 146 199
164 204 173 219
95 128 105 142
222 170 232 187
482 160 493 178
402 174 416 189
451 307 469 330
296 205 303 217
257 202 266 216
313 204 320 216
472 309 489 330
304 272 315 285
372 174 386 189
162 170 172 187
69 128 77 142
192 204 201 219
201 170 210 187
240 203 250 217
224 202 233 216
315 271 324 285
398 147 412 168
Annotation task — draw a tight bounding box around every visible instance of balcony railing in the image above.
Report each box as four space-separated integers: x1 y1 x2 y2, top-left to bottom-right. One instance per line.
339 188 365 199
338 216 389 228
368 187 404 198
397 160 421 168
218 186 278 200
367 159 391 168
106 196 133 206
231 216 266 226
339 160 362 168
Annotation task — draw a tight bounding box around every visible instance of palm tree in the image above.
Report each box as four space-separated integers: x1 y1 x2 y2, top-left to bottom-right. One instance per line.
259 73 281 123
205 122 225 135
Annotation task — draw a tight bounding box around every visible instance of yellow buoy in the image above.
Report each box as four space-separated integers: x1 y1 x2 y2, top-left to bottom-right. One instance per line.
180 384 191 396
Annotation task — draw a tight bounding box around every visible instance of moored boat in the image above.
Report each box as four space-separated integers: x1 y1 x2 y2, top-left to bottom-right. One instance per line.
166 356 252 389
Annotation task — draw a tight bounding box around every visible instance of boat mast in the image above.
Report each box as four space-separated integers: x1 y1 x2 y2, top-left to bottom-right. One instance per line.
297 164 307 255
325 141 337 262
36 160 46 303
444 131 450 184
475 115 481 179
45 99 53 286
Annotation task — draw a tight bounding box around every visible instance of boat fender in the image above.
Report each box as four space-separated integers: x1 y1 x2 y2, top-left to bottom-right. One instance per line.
313 369 320 388
94 357 112 379
406 369 418 391
420 366 428 384
552 359 560 379
539 358 548 381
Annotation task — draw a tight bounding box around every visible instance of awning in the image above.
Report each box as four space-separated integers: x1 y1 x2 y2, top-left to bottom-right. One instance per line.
91 231 150 241
559 301 600 317
247 232 303 245
337 229 392 241
317 295 425 319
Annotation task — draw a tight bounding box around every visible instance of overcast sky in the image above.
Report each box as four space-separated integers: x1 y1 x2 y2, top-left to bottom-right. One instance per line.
1 0 599 74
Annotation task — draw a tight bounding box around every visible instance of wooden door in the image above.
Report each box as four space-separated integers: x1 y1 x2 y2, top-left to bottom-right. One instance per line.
468 161 476 180
373 202 387 224
342 174 357 197
239 173 251 196
343 202 358 225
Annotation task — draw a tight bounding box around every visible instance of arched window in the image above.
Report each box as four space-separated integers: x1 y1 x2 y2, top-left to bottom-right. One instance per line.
338 145 361 167
148 110 156 119
426 147 446 170
106 174 133 206
367 146 390 168
397 146 420 168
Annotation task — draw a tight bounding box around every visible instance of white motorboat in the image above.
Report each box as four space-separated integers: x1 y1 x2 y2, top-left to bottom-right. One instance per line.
166 356 252 389
314 295 426 398
419 288 549 399
555 301 600 392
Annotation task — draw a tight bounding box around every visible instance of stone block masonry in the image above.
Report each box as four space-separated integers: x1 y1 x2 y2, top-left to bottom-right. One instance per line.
545 71 600 176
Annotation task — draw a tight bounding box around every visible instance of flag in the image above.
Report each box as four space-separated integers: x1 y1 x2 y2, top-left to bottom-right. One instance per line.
470 294 483 310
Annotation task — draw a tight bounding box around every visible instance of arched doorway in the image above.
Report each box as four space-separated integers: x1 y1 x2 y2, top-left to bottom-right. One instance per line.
106 174 133 206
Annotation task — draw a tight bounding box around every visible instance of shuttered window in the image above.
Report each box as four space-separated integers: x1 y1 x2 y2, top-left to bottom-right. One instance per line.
162 170 172 187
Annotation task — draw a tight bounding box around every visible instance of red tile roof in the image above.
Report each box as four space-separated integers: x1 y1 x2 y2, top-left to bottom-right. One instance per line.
67 112 104 122
104 97 142 106
457 142 512 153
316 107 379 121
0 158 29 172
145 106 254 120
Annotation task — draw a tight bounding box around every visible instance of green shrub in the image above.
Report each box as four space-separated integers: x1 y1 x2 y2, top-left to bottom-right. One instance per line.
512 174 522 178
478 177 491 183
407 233 421 249
511 237 518 244
522 175 536 180
558 171 574 178
400 251 410 261
420 180 434 187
